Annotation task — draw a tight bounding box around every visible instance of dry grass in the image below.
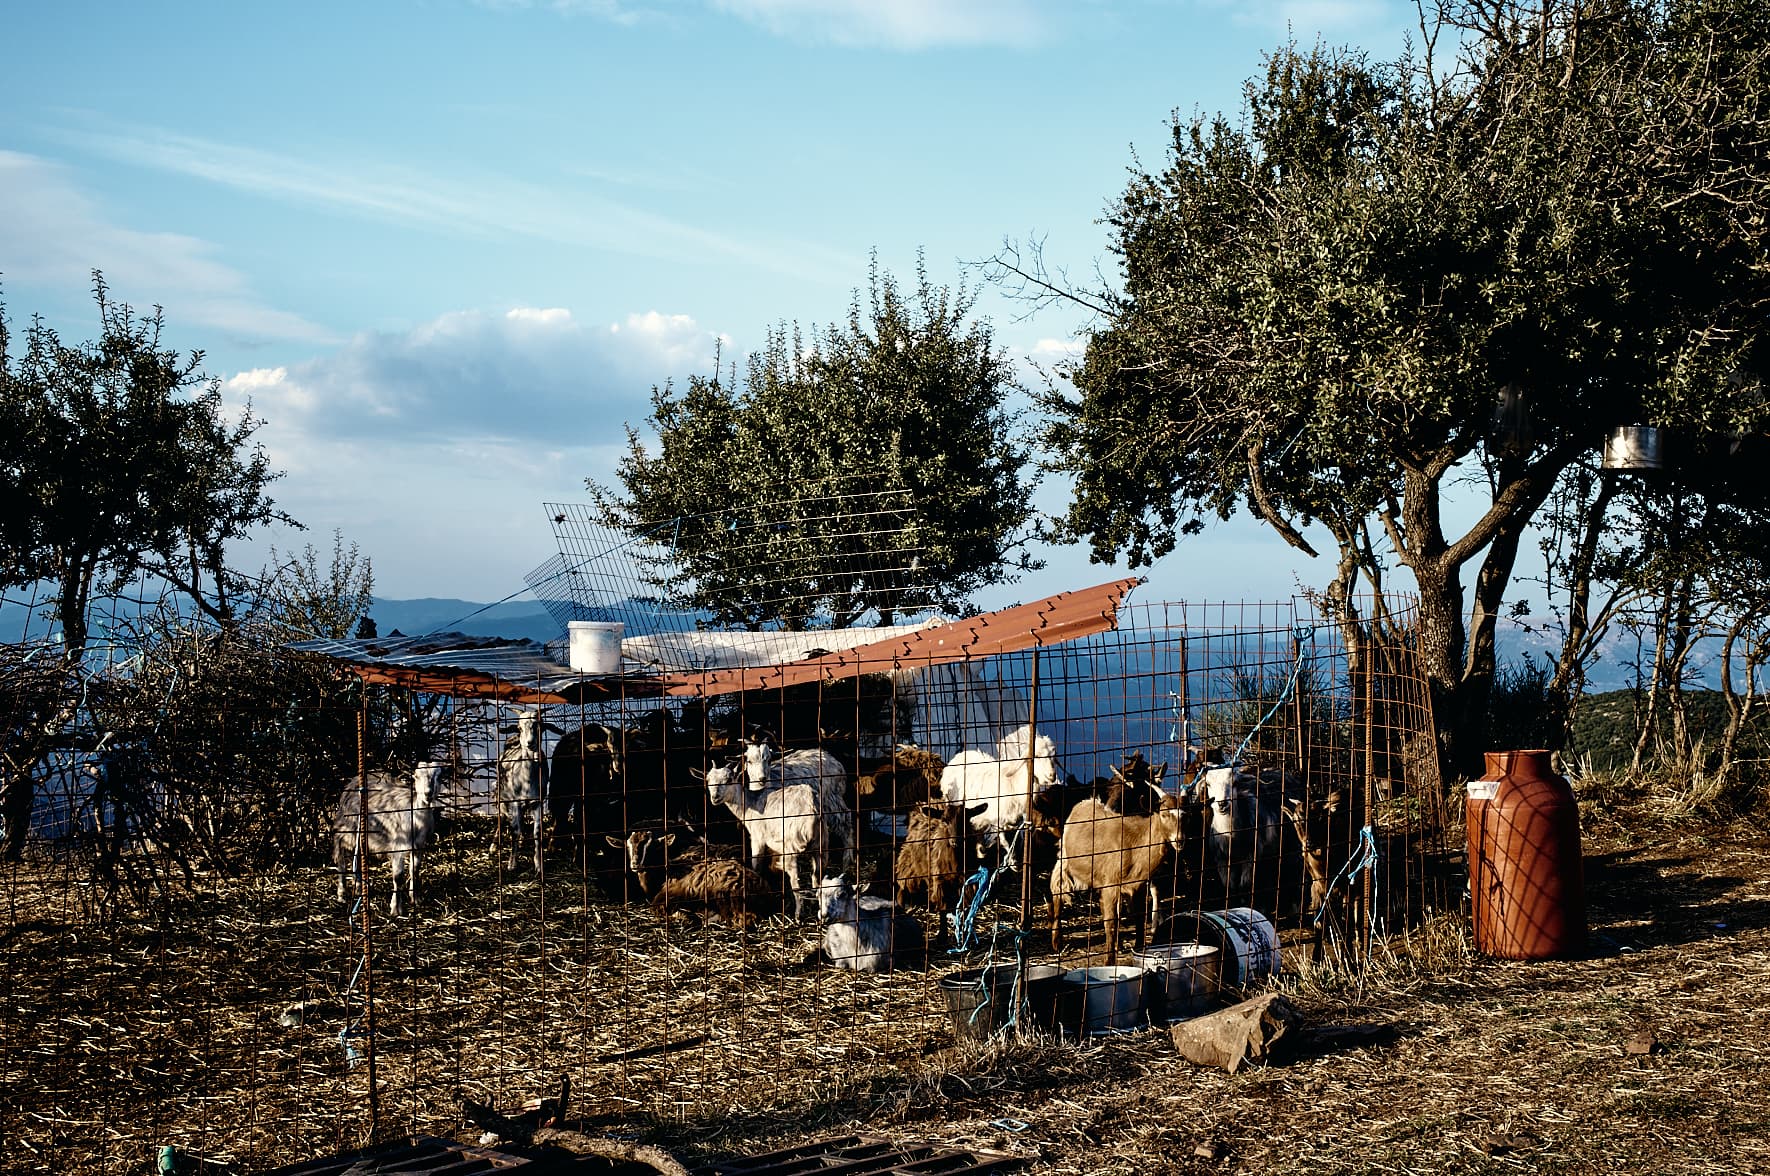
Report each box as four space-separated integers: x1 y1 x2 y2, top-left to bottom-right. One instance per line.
3 804 1768 1175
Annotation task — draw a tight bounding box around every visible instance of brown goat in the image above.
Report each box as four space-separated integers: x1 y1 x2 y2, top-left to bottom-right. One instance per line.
891 800 983 947
1049 795 1185 964
610 827 737 902
650 856 779 928
854 746 946 811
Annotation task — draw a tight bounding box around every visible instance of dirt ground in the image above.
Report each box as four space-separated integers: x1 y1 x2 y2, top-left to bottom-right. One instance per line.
4 799 1766 1175
621 803 1770 1176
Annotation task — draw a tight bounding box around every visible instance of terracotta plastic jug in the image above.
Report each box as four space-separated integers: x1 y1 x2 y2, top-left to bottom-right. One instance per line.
1466 750 1586 959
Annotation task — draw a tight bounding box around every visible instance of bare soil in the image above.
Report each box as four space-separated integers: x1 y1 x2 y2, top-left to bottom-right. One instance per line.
3 802 1766 1176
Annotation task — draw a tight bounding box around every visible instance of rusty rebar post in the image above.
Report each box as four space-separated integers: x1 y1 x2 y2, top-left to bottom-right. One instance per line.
1017 646 1041 999
356 693 380 1141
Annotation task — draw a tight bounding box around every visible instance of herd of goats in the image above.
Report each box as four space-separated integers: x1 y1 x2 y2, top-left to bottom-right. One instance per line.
332 706 1339 972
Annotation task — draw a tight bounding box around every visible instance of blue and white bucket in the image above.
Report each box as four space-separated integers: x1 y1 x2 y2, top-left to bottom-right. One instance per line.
1154 908 1280 987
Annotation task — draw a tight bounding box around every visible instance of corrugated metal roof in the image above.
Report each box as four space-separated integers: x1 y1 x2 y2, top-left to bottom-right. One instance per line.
284 631 595 704
661 576 1142 697
285 577 1141 703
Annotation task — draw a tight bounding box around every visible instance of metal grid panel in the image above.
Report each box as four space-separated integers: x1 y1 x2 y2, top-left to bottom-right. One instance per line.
0 597 1445 1173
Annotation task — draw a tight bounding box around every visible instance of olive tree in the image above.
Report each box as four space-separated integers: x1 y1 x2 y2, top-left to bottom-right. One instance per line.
593 259 1040 630
1025 1 1770 776
1 273 294 654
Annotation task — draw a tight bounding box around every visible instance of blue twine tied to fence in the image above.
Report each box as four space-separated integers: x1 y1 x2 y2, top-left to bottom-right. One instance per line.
1181 623 1318 796
948 822 1025 955
1313 823 1379 929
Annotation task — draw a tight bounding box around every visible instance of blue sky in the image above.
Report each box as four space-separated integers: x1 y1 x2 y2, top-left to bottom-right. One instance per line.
2 0 1423 609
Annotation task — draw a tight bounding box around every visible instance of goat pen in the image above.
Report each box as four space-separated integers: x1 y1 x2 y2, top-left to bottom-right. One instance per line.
0 587 1448 1173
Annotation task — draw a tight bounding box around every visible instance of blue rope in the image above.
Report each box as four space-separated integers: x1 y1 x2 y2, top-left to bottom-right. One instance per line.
338 944 366 1069
1182 624 1317 795
948 823 1025 954
1312 824 1379 929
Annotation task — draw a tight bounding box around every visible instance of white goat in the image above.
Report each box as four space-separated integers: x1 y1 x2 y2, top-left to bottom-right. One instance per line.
741 737 855 875
702 761 833 921
938 723 1060 848
332 761 445 917
1198 764 1292 913
817 874 927 973
496 709 553 872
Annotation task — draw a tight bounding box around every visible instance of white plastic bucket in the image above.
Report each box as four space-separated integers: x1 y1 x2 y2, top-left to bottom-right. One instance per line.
1061 965 1147 1036
567 621 624 675
1132 942 1222 1021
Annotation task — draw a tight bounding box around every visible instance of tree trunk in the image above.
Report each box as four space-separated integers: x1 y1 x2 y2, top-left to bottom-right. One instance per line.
1665 569 1696 769
1715 620 1748 782
1630 587 1674 773
1549 476 1618 736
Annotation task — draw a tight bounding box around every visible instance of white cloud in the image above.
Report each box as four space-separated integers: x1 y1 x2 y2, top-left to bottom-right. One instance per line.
1031 337 1084 360
710 0 1048 47
222 304 719 451
56 123 861 286
0 150 331 344
219 305 719 597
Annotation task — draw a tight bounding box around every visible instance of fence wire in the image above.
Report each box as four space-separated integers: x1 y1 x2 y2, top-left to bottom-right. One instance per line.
0 596 1449 1173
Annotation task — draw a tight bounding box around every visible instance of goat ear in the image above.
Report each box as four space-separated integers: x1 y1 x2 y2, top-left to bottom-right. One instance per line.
543 722 567 736
1109 765 1126 783
688 767 706 782
604 835 624 848
965 803 988 819
660 832 677 848
1150 763 1167 786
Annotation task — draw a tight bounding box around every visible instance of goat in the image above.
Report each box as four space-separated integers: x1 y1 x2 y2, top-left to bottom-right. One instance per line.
891 800 985 948
611 824 735 901
651 855 778 928
549 723 623 861
740 737 854 877
1049 794 1185 965
332 762 445 917
938 723 1060 851
551 721 660 897
817 874 927 973
854 745 947 811
496 709 557 873
1196 764 1298 914
1100 752 1168 815
702 761 834 921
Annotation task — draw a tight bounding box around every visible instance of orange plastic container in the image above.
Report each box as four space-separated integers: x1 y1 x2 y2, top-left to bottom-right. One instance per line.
1466 750 1587 959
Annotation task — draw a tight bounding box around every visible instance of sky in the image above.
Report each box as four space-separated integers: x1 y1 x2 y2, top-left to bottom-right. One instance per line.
1 0 1427 614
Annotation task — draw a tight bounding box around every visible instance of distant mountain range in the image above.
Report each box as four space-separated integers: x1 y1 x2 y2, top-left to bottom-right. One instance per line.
0 593 565 648
363 597 562 643
0 591 1718 691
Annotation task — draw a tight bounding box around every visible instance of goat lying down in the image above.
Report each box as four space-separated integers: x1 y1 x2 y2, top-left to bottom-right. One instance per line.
332 762 446 917
652 856 780 928
817 874 926 973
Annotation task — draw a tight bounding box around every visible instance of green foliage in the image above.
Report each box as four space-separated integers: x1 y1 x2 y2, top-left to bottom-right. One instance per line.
0 273 295 652
1573 688 1770 776
1038 1 1770 773
264 529 376 642
593 257 1039 629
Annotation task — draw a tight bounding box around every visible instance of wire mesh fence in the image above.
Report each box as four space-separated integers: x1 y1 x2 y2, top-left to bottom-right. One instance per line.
0 594 1449 1173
